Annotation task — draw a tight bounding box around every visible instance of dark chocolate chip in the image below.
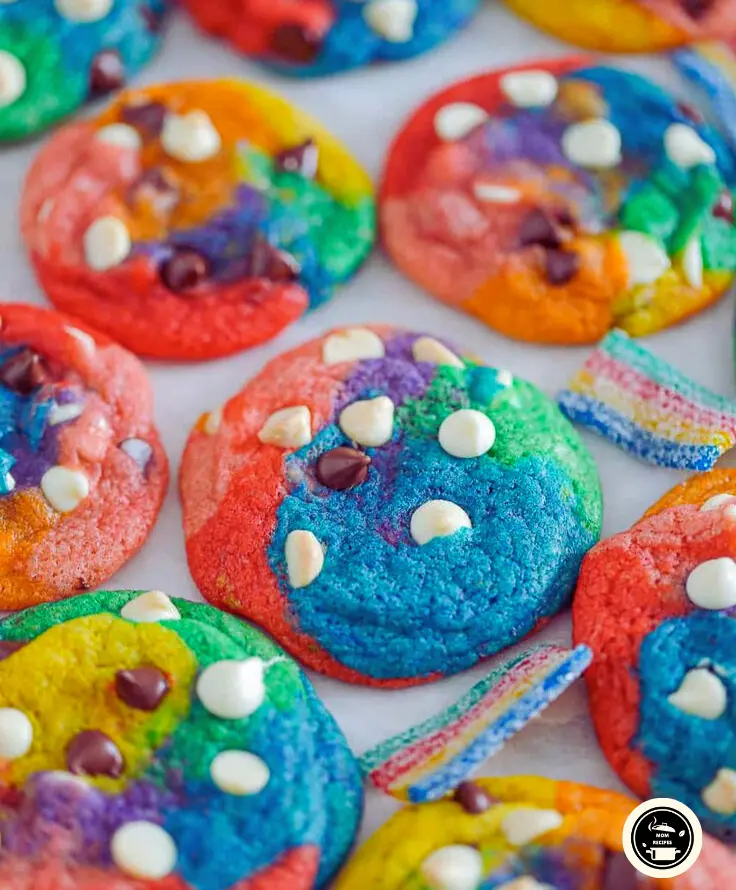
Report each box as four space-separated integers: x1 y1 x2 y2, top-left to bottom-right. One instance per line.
89 50 125 96
0 349 50 395
316 447 371 491
66 730 124 778
115 667 170 711
453 781 494 814
160 249 211 293
247 236 301 282
713 189 734 224
0 641 26 661
553 206 576 228
270 23 323 64
519 209 562 248
140 5 163 31
682 0 715 19
119 438 153 472
545 248 581 285
603 851 644 889
121 101 167 137
274 140 319 179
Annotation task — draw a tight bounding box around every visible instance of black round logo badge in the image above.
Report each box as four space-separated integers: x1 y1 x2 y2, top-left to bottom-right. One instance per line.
623 798 703 878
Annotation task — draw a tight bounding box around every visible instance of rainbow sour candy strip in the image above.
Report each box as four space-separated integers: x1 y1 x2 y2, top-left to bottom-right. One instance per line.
558 329 736 471
359 644 592 804
674 41 736 151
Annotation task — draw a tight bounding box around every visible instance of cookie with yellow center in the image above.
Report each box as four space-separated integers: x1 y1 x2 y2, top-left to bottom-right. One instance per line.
334 776 736 889
0 589 362 889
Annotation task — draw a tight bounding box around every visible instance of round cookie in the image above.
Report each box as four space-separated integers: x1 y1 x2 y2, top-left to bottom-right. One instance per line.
0 0 168 142
180 0 480 78
573 484 736 839
504 0 736 53
0 589 362 889
21 80 375 361
0 304 167 610
380 58 736 345
333 775 736 889
180 325 602 687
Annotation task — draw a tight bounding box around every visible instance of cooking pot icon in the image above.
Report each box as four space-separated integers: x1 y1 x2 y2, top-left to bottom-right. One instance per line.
646 847 681 862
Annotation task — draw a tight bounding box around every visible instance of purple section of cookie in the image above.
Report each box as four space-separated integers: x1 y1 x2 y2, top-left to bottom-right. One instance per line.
1 774 171 866
2 429 58 489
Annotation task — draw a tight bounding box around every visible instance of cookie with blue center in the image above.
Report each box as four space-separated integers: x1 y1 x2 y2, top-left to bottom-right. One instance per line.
574 473 736 839
180 325 602 687
0 589 362 889
180 0 480 77
0 0 168 142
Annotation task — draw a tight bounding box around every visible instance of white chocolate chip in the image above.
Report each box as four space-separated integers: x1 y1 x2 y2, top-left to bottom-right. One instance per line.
285 530 324 588
83 216 131 271
682 235 704 288
111 821 177 880
701 493 736 511
499 70 558 108
40 466 89 513
702 768 736 815
37 199 54 224
0 708 33 759
561 119 622 169
363 0 417 43
121 591 181 623
410 500 472 546
412 337 464 368
203 405 223 436
0 50 26 109
55 0 113 21
664 123 716 169
322 328 385 365
64 326 96 355
500 808 563 846
196 658 266 720
438 409 496 459
473 182 522 204
48 402 84 426
258 406 312 449
434 103 488 142
668 668 727 720
3 473 15 492
339 396 395 447
686 557 736 610
120 438 152 471
496 369 513 387
95 124 142 150
617 231 671 287
161 111 221 163
420 845 483 890
210 751 270 796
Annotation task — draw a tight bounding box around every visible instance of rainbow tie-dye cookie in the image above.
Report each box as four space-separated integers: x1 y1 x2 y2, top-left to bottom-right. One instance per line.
333 775 736 889
0 0 168 142
0 303 167 610
180 325 602 687
0 590 362 889
574 475 736 840
20 79 375 361
380 58 736 345
504 0 736 53
180 0 480 77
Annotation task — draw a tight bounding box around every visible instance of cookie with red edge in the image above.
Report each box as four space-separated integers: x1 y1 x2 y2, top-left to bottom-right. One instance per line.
0 304 167 609
180 324 602 688
180 0 480 77
20 79 374 360
573 479 736 839
380 57 736 345
504 0 736 53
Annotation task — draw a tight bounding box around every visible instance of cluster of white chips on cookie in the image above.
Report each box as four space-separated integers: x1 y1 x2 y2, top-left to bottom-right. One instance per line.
429 67 719 293
201 328 511 589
